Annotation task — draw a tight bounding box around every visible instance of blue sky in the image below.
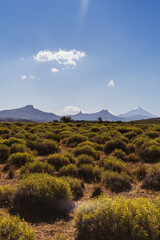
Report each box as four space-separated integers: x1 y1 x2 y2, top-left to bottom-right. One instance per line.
1 0 160 116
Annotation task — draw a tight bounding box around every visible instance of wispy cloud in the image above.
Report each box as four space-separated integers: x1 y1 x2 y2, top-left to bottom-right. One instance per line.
62 106 80 115
51 68 59 73
29 75 35 79
34 49 86 66
21 75 27 80
81 0 90 18
108 80 115 87
20 57 24 61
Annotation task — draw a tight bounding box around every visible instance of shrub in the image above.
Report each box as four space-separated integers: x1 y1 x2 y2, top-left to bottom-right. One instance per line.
62 151 77 164
20 161 55 176
61 177 83 200
124 153 139 162
36 139 59 156
59 164 78 177
102 170 131 192
13 173 73 218
142 164 160 190
66 134 87 147
134 164 147 181
91 184 103 198
78 164 101 182
8 152 35 168
0 185 13 207
75 145 100 160
146 131 159 139
53 233 68 240
103 156 126 173
75 196 160 240
111 149 126 160
11 143 27 154
0 144 10 163
3 137 26 146
44 132 61 142
104 139 128 155
46 153 70 171
77 154 95 166
139 144 160 163
0 211 35 239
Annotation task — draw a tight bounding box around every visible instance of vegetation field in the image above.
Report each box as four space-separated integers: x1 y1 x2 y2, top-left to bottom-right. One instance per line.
0 120 160 239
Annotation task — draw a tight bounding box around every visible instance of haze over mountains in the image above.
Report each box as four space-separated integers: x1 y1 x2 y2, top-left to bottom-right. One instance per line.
0 105 157 122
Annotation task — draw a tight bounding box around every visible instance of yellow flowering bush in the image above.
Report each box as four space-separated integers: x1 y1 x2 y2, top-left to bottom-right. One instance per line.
75 196 160 240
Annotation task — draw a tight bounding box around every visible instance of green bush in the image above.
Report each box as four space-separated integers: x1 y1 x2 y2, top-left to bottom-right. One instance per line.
104 139 128 155
11 143 27 154
139 144 160 163
0 144 10 163
102 170 131 192
75 145 100 160
142 164 160 190
3 137 26 147
13 173 73 217
0 211 35 239
61 176 84 200
20 161 55 176
8 152 35 168
36 139 59 156
59 164 78 177
77 154 95 166
75 196 160 240
0 185 13 207
103 156 126 173
78 164 101 182
66 134 87 147
46 153 70 170
134 164 148 181
111 149 126 160
62 151 77 164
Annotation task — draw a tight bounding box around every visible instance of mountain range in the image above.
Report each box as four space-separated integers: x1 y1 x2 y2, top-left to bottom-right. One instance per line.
0 105 157 122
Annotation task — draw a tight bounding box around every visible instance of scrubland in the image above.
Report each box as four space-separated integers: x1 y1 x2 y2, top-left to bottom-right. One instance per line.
0 121 160 239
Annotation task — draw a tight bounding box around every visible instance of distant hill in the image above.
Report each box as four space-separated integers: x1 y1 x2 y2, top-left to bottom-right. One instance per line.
118 106 157 121
0 105 157 122
70 110 122 121
0 105 60 122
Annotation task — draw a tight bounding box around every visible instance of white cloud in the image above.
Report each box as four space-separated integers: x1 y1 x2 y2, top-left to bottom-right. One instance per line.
51 68 59 73
21 75 27 80
62 106 80 115
29 75 35 79
108 80 115 87
20 57 24 61
34 49 86 66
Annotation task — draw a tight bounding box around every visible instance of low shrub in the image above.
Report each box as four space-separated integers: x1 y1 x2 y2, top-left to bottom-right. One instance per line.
142 164 160 190
111 149 126 160
102 170 131 192
36 139 59 156
53 233 68 240
103 156 126 173
104 139 128 155
46 153 70 171
66 134 87 147
134 164 148 181
78 164 101 182
0 185 13 207
75 196 160 240
75 145 100 160
139 144 160 163
20 161 55 176
0 144 10 163
62 151 77 164
59 164 78 177
10 143 27 154
13 173 73 218
91 184 103 198
77 154 95 166
8 152 35 168
61 176 84 200
0 211 35 239
3 137 26 146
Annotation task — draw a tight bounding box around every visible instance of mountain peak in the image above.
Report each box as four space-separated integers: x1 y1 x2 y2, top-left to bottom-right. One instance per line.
24 105 34 109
